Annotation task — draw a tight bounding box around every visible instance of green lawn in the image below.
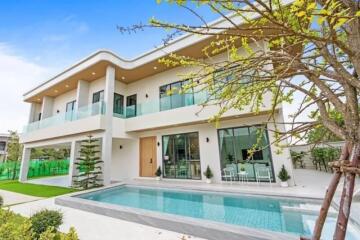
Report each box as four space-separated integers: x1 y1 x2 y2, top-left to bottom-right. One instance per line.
0 180 77 197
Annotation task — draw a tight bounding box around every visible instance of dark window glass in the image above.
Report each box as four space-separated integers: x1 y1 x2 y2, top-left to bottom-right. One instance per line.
113 93 124 115
126 94 137 118
92 90 104 103
0 142 5 151
159 80 194 111
162 132 201 180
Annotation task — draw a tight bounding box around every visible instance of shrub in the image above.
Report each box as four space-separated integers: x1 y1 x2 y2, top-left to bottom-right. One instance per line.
278 165 291 182
155 166 162 177
30 209 63 238
203 165 213 179
0 208 78 240
0 195 3 207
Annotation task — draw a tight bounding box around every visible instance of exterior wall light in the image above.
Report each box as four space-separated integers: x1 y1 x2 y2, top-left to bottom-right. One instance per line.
157 142 160 146
206 137 210 143
146 94 149 98
119 145 123 149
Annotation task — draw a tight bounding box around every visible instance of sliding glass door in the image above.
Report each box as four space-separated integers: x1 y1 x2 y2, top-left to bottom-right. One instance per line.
162 132 201 180
218 125 275 182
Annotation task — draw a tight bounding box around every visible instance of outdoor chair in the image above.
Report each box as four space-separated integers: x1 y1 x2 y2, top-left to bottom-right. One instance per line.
222 167 236 181
255 166 272 184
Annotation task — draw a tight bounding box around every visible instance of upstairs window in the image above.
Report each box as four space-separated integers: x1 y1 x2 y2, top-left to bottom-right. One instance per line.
114 93 124 115
159 80 194 111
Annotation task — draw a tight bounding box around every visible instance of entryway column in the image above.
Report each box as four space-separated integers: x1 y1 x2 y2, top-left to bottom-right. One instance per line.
19 147 31 182
102 65 115 185
68 141 79 187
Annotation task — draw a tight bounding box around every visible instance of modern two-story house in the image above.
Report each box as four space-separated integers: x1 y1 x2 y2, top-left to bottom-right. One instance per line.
19 16 294 187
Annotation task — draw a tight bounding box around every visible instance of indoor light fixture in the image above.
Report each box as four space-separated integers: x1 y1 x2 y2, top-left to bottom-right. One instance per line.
65 84 69 88
121 76 126 80
54 89 58 93
153 66 157 70
91 72 96 75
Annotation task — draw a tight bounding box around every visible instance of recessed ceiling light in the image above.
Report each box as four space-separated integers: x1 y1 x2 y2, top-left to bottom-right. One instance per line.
121 76 126 80
54 89 58 93
91 72 96 75
37 98 41 101
65 84 69 88
153 66 157 70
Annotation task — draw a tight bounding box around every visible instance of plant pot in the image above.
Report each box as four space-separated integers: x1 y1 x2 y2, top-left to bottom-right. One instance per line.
280 181 288 187
155 176 161 181
239 171 246 175
206 178 212 184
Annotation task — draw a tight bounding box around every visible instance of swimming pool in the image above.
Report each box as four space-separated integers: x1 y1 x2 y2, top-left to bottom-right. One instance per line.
73 185 359 240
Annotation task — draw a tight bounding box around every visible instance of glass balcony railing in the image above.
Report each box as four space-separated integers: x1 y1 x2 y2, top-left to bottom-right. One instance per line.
23 101 106 133
114 91 208 119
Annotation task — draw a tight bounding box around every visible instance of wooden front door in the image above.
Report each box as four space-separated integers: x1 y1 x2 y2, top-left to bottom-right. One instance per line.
140 136 157 177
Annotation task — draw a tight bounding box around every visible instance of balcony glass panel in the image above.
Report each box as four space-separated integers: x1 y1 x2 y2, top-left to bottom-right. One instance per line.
23 101 105 133
112 91 208 119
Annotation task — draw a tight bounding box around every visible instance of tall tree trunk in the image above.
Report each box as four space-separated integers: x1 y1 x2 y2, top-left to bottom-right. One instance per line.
311 142 351 240
334 142 360 240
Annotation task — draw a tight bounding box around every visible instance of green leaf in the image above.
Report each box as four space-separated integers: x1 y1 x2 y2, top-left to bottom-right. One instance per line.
356 11 360 17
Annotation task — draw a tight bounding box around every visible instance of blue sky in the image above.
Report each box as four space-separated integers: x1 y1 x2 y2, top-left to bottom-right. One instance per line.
0 0 218 68
0 0 220 132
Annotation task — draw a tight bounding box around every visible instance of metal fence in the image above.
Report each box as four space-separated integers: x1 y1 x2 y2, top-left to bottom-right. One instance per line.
0 159 69 181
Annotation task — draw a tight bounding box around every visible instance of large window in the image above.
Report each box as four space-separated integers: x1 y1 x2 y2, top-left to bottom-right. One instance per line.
0 142 5 151
159 80 194 111
126 94 137 118
162 132 201 180
113 93 124 115
218 125 275 182
65 100 76 120
92 90 104 103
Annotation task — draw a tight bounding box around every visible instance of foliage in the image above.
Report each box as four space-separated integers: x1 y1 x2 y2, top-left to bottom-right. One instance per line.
0 181 77 198
307 110 344 144
31 148 70 161
278 165 291 182
311 147 341 165
0 208 78 240
0 208 34 240
0 195 3 207
155 166 162 177
73 135 103 189
30 210 63 238
203 165 213 179
6 130 23 180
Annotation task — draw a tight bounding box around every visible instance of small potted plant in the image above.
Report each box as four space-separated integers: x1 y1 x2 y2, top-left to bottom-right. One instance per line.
155 166 162 181
278 165 291 187
203 165 213 184
239 166 246 174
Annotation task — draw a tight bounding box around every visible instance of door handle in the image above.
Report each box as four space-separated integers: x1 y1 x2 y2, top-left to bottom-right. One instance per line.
150 158 152 164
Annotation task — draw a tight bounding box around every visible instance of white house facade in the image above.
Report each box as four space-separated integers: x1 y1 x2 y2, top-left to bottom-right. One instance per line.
19 17 294 186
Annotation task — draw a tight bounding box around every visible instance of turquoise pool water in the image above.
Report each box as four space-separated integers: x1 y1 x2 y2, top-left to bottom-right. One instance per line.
78 186 360 239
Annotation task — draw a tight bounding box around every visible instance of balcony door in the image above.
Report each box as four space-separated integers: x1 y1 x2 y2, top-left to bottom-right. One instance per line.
140 136 157 177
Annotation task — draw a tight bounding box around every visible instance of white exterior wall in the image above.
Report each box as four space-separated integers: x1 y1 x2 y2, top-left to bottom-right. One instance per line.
110 113 293 184
52 89 77 115
88 77 106 103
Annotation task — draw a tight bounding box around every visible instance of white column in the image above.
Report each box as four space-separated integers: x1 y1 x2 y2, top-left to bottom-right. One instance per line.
68 141 79 187
41 96 54 119
76 80 89 109
102 65 115 185
28 103 37 123
19 147 31 182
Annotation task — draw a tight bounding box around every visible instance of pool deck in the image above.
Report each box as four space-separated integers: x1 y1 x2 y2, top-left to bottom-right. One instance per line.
9 169 360 240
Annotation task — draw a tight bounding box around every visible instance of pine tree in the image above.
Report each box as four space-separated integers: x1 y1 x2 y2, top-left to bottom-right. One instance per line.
73 135 103 189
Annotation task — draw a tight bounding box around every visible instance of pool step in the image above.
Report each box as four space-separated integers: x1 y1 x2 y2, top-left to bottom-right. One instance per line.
281 204 337 217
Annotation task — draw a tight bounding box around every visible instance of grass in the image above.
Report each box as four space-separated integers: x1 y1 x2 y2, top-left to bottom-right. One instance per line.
0 180 77 197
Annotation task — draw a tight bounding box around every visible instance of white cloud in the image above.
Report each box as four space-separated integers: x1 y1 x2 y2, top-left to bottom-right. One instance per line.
0 43 52 133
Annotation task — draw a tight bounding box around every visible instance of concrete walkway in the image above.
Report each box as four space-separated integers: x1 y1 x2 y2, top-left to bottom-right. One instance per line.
0 189 42 206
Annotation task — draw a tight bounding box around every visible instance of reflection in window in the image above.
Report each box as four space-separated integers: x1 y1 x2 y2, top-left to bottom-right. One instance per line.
162 132 201 180
114 93 124 115
159 80 194 111
218 125 274 182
